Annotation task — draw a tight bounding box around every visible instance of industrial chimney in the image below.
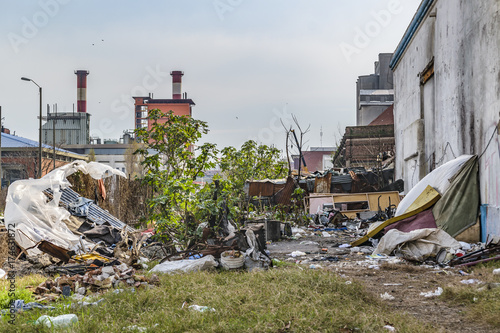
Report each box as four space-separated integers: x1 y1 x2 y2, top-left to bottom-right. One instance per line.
171 71 184 99
75 70 89 112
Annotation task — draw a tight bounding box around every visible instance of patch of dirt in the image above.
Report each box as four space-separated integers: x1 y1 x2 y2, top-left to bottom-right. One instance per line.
268 231 498 333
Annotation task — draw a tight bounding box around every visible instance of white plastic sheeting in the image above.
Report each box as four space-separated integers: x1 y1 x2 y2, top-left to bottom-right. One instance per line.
149 255 218 274
373 228 461 261
395 155 473 216
5 161 126 255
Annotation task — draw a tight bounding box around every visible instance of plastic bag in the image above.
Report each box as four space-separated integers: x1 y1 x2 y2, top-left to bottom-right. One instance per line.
149 255 217 274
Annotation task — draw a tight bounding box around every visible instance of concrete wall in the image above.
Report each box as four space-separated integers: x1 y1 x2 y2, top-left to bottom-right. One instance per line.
393 0 500 237
356 53 394 126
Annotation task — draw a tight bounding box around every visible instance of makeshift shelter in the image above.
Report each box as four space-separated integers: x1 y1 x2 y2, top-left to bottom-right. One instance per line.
432 156 479 237
352 155 481 251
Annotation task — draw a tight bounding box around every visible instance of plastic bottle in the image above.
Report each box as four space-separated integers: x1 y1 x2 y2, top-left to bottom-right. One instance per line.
36 314 78 328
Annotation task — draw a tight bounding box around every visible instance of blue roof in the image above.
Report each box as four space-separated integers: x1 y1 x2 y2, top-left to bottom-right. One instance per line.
390 0 435 70
1 132 82 155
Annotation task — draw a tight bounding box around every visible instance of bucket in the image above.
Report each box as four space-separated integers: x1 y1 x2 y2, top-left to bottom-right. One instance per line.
220 250 245 270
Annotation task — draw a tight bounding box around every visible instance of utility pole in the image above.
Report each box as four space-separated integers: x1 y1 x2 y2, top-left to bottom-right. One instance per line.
48 104 55 170
21 77 42 178
0 106 2 187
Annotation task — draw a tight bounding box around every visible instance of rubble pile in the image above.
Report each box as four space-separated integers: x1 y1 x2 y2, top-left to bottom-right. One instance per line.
33 263 159 301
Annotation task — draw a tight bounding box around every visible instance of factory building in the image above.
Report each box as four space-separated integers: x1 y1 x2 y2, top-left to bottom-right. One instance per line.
133 71 195 130
42 70 91 145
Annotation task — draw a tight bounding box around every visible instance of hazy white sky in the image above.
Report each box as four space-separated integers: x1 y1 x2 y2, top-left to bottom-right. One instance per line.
0 0 421 152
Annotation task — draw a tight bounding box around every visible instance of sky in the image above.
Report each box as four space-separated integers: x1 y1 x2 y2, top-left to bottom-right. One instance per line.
0 0 422 154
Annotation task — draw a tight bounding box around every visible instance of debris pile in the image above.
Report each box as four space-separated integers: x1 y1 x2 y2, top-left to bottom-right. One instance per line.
33 263 159 301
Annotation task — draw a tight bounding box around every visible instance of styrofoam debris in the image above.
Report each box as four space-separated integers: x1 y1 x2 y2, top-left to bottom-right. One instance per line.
420 287 443 297
459 241 472 251
287 251 307 257
460 279 481 285
380 292 395 300
299 241 319 245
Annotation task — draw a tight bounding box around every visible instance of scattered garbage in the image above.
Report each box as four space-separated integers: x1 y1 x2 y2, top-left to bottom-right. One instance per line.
339 244 351 248
380 292 395 300
188 305 216 313
287 251 307 257
420 287 443 298
299 241 319 246
125 324 159 332
383 324 396 332
460 279 482 285
36 314 78 328
1 300 55 314
493 268 500 275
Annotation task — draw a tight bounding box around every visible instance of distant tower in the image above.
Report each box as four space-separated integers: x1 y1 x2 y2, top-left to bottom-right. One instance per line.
171 71 183 99
75 70 90 113
320 126 323 147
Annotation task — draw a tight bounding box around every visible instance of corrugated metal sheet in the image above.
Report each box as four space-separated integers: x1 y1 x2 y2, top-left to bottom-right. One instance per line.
45 187 133 232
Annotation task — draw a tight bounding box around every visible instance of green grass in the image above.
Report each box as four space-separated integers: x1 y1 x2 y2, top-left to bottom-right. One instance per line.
0 267 432 332
441 263 500 327
0 274 47 309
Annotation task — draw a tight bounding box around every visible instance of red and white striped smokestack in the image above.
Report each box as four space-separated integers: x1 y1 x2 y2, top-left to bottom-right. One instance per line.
171 71 184 99
75 70 89 112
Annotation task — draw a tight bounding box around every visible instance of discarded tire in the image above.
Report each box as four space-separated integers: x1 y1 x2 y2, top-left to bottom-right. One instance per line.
220 250 244 270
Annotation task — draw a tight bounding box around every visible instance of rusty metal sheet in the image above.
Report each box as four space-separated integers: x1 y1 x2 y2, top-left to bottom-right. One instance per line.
314 173 331 193
37 240 71 263
274 176 295 207
248 181 285 197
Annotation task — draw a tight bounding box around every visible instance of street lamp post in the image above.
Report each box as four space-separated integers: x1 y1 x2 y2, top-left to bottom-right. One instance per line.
21 77 42 179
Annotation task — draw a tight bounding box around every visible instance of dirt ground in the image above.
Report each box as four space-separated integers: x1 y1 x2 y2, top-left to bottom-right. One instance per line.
267 229 499 333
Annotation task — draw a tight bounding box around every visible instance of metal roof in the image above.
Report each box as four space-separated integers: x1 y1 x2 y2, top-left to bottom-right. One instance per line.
1 132 82 155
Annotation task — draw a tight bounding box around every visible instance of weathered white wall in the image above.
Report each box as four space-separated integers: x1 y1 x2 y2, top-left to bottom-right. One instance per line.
393 0 500 237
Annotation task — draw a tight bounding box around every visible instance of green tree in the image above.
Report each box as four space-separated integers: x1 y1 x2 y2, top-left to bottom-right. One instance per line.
134 109 217 246
217 140 287 220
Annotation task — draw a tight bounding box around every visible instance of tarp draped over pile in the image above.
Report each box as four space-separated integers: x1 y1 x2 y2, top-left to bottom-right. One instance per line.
395 155 473 216
432 155 479 237
5 161 126 255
